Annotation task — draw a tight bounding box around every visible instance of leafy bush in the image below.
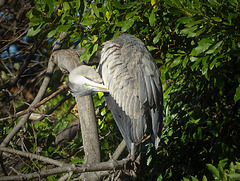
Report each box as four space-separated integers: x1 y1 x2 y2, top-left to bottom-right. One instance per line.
182 159 240 181
1 0 240 180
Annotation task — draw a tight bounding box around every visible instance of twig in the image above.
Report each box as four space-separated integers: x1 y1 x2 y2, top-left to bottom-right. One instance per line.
0 158 130 180
0 83 68 121
0 146 64 167
0 28 29 52
0 60 55 147
112 140 127 160
36 92 72 122
0 39 42 90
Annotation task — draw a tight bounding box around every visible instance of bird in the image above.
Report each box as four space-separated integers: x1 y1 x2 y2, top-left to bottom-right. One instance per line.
68 34 163 156
68 65 109 97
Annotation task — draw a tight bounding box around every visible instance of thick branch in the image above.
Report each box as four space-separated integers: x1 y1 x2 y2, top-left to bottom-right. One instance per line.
76 96 101 180
0 159 129 181
76 96 101 164
52 47 103 180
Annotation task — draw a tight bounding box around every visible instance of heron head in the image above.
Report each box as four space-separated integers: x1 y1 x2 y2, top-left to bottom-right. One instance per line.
68 65 108 97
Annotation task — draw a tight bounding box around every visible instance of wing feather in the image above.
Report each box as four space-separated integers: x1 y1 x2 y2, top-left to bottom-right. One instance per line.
98 34 163 152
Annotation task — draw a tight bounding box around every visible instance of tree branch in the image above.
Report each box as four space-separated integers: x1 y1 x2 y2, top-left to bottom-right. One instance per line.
0 60 55 147
0 146 64 167
0 158 129 181
0 84 68 121
0 39 42 90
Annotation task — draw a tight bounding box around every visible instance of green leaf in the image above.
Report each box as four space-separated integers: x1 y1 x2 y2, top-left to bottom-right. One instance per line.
234 85 240 102
183 7 200 15
126 10 137 19
191 58 201 71
178 17 193 24
81 18 97 26
180 25 198 38
56 24 72 32
157 174 163 181
53 120 68 134
91 3 100 18
208 0 218 5
153 32 162 44
182 56 188 68
27 25 43 37
191 38 213 56
147 46 157 51
121 19 135 32
181 177 190 181
101 107 106 116
63 2 70 11
206 164 220 180
173 69 181 79
218 158 228 170
202 175 208 181
47 29 57 38
70 158 85 164
34 120 48 131
206 40 223 54
185 19 205 28
210 57 217 70
228 173 240 179
76 0 80 11
29 16 44 26
98 92 104 99
211 17 222 22
92 43 98 54
201 56 209 75
46 0 54 15
191 176 199 181
170 0 182 7
80 48 89 62
106 10 111 21
171 56 182 68
147 155 152 166
149 10 156 26
112 1 137 9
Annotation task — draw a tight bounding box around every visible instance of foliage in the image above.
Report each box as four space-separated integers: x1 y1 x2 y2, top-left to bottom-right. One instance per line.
182 159 240 181
1 0 240 180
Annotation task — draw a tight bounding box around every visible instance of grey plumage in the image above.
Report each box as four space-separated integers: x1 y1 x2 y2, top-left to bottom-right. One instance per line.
68 34 163 153
98 34 163 152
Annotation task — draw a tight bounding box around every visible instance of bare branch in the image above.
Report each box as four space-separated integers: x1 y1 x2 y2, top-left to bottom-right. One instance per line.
0 39 42 90
51 47 103 180
0 158 130 180
0 83 68 121
112 140 127 160
0 146 64 167
0 60 55 147
76 96 101 180
51 48 101 73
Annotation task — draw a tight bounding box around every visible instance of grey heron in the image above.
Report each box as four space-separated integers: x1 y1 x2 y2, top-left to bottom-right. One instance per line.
68 34 163 155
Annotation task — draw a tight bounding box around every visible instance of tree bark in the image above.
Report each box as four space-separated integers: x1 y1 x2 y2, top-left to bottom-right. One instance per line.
76 96 101 180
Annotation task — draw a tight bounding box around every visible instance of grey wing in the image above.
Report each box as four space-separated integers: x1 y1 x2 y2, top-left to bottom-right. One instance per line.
99 39 163 151
138 51 163 148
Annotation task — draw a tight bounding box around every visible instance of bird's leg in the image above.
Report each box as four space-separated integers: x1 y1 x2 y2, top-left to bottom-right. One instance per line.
129 143 139 176
135 144 141 165
130 143 135 161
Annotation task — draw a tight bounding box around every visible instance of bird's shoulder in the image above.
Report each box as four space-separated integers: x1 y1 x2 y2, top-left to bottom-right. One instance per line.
100 39 161 119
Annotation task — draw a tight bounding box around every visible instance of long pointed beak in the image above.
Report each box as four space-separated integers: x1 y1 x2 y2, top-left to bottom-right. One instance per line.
90 84 109 93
